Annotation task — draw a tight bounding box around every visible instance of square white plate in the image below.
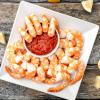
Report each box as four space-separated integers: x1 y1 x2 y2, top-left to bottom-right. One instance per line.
0 1 99 100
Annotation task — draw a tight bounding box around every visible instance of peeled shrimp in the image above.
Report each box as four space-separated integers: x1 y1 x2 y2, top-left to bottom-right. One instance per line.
25 16 36 37
10 64 25 74
69 62 85 85
71 31 84 49
14 54 23 64
30 14 42 35
31 57 40 66
25 63 37 79
48 81 69 92
48 65 71 92
61 56 73 65
48 17 59 37
55 48 65 60
18 28 32 43
23 52 32 62
35 67 46 82
40 57 49 71
5 66 25 79
49 55 58 66
65 47 80 58
60 29 67 38
60 38 69 49
41 15 49 33
67 60 81 72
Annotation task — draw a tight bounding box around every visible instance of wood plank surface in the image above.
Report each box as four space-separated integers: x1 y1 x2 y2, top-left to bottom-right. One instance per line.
0 2 100 99
0 0 99 3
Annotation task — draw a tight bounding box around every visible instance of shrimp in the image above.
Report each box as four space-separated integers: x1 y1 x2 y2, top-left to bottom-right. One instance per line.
47 64 56 78
25 16 36 37
67 60 81 72
65 47 81 58
40 57 49 71
48 65 71 92
59 38 69 49
45 64 62 84
55 48 65 60
18 28 32 43
41 15 49 33
10 64 25 74
48 81 69 92
6 45 16 60
61 56 73 65
71 31 84 49
14 54 23 64
60 29 67 38
49 54 58 66
46 64 68 84
47 55 59 78
31 57 40 66
48 17 59 37
30 14 42 35
25 63 37 79
5 66 25 79
35 67 46 82
66 31 74 41
14 40 24 49
23 52 32 62
69 62 85 85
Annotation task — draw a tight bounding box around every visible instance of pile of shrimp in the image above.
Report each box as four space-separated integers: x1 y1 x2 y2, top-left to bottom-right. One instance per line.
5 14 85 92
18 14 60 43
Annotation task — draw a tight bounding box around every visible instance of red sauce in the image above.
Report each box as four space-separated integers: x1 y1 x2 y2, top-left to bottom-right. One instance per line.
25 33 58 55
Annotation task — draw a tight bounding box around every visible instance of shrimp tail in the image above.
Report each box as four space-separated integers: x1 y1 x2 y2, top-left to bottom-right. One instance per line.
48 81 69 92
5 66 25 79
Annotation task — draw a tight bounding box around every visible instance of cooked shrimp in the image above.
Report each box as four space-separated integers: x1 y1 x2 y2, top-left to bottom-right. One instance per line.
46 64 62 84
65 47 81 58
55 48 65 60
61 56 73 65
31 57 40 66
23 52 32 62
66 32 74 41
47 56 59 78
44 77 57 84
35 67 46 82
5 66 25 79
46 64 68 84
10 64 25 74
69 62 85 85
72 31 84 49
18 28 32 43
67 60 81 72
25 16 36 37
14 54 23 64
41 15 49 33
48 81 69 92
30 14 42 35
48 68 71 92
48 17 59 37
25 63 37 79
60 29 67 38
59 38 69 49
49 54 58 66
15 40 24 49
40 57 49 71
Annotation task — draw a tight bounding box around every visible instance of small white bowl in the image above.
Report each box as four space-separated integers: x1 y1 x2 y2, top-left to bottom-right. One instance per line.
23 31 60 58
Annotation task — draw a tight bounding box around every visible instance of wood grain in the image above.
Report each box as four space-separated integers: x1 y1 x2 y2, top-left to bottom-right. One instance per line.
0 2 100 99
0 0 99 3
0 0 100 3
